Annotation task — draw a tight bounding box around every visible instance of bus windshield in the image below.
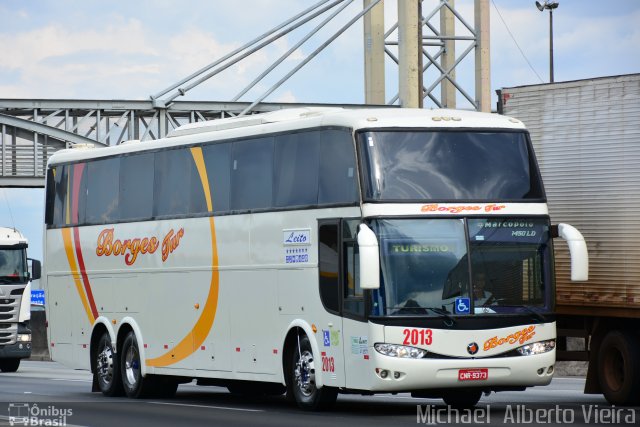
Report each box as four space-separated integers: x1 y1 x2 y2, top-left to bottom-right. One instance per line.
370 217 554 316
0 248 27 283
358 130 544 201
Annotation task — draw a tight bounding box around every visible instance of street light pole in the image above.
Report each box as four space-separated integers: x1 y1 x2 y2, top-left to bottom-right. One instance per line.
536 1 559 83
549 7 554 83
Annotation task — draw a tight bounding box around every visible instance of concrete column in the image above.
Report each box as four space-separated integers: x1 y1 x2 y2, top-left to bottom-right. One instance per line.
474 0 491 112
398 0 422 108
363 0 385 105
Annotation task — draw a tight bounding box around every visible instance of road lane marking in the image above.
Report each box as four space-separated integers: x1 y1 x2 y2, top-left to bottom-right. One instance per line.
148 401 264 412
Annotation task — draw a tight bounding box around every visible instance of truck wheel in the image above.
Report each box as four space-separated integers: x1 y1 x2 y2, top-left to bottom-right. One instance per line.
95 333 123 396
288 334 337 410
0 358 20 373
442 389 482 408
597 330 640 405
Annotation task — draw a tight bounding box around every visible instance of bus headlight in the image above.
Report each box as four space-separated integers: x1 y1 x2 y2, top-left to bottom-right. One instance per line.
17 334 31 343
374 343 427 359
516 339 555 356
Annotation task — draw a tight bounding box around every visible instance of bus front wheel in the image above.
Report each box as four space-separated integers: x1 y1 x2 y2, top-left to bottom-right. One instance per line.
442 389 482 408
288 334 337 411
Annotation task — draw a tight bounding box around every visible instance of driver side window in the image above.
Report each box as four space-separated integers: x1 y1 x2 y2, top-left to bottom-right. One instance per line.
343 220 364 318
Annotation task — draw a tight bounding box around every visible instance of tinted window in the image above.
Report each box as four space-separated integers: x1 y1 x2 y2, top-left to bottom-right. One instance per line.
319 130 358 204
120 153 154 220
342 219 364 317
231 137 274 210
318 222 340 313
154 148 207 217
51 165 68 227
70 163 87 225
202 143 231 213
359 131 543 201
45 168 56 226
86 158 120 224
274 132 320 207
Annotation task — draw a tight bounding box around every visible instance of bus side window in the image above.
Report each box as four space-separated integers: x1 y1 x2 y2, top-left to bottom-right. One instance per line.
86 157 120 224
319 130 358 205
51 165 68 227
342 220 364 318
318 222 340 314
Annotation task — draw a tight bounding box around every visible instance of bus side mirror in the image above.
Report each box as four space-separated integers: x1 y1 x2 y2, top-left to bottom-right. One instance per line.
28 258 42 281
357 224 380 290
554 223 589 281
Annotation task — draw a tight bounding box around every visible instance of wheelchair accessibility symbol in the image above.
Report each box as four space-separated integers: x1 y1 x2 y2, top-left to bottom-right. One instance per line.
455 297 471 314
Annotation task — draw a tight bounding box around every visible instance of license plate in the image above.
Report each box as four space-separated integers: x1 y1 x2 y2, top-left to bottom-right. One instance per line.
458 368 488 381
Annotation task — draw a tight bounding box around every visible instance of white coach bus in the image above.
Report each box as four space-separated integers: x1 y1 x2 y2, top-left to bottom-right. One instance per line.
43 107 588 410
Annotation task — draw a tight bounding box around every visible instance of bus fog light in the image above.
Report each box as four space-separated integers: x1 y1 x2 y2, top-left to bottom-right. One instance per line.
393 371 401 379
17 334 31 343
537 368 544 375
516 339 555 356
547 365 554 375
379 369 389 379
374 343 427 359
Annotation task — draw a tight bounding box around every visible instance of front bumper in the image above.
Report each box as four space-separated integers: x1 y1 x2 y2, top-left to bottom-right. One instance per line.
0 322 32 359
0 341 31 359
369 349 555 392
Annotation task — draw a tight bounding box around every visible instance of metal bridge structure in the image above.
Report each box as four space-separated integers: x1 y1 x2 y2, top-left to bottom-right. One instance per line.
0 0 489 188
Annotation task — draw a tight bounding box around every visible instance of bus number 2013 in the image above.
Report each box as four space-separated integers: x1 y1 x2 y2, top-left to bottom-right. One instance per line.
402 328 433 346
322 356 335 373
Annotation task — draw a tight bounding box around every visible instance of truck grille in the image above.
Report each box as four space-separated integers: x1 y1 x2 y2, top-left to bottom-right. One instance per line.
0 284 24 324
0 324 17 345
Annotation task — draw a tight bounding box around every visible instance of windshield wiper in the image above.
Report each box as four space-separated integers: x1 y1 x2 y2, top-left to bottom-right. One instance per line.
519 305 546 323
389 302 457 326
425 307 457 327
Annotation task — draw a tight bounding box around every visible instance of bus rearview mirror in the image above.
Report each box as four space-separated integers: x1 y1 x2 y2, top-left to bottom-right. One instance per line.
357 224 380 290
556 223 589 281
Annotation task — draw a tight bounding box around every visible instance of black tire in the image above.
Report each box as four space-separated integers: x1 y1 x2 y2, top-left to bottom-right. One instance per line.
94 333 124 396
121 332 177 398
442 389 482 408
597 329 640 406
287 334 337 411
0 358 20 373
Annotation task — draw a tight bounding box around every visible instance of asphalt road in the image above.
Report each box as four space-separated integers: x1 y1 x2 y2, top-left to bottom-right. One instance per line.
0 361 637 426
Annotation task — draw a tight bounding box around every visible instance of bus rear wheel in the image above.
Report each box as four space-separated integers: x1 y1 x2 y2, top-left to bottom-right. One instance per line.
120 332 177 399
0 358 20 373
94 333 123 396
597 329 640 405
287 334 337 411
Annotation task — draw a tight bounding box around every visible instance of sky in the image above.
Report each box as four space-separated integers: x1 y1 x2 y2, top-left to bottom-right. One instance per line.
1 0 639 268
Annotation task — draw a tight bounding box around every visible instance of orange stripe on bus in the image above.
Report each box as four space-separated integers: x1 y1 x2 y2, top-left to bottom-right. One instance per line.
62 228 95 324
146 147 220 367
73 227 99 320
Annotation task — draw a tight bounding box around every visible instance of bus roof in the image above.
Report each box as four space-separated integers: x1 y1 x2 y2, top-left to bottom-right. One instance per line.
47 107 526 166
